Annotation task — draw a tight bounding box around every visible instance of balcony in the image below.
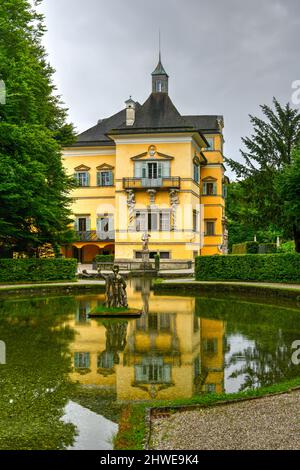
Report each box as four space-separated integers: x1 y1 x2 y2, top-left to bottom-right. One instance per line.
75 230 115 242
123 177 180 190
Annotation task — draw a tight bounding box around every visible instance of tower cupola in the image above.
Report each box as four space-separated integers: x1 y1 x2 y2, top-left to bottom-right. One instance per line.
151 52 169 94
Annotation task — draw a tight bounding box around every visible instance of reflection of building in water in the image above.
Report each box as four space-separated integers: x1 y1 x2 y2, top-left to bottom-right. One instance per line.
200 318 225 394
68 286 225 401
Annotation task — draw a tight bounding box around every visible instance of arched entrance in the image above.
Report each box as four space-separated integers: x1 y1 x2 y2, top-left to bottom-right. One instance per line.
99 244 115 256
81 245 100 263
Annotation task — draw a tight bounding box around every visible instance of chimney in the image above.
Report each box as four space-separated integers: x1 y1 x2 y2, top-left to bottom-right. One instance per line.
125 96 135 126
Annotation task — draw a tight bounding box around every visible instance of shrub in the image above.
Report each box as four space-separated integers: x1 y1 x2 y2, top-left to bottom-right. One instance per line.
94 254 114 263
195 253 300 283
277 241 295 253
0 258 77 283
232 241 259 254
258 243 277 254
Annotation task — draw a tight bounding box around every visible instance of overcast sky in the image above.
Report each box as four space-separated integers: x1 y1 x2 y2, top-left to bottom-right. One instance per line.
38 0 300 178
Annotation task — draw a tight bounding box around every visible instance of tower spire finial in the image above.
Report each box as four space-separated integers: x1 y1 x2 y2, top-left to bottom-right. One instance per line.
159 29 161 62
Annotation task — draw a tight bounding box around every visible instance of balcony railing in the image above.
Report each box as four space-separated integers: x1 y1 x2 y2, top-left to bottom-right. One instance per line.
123 177 180 190
76 230 115 242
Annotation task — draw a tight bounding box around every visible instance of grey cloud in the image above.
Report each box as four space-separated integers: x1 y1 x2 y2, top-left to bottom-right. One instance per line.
39 0 300 177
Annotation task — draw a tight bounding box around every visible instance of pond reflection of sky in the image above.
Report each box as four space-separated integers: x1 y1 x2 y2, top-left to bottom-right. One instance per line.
1 281 299 450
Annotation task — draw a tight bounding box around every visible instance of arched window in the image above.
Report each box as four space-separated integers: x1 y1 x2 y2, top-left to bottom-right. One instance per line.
156 80 162 92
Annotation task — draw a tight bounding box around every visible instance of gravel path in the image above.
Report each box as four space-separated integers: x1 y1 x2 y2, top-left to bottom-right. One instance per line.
150 390 300 450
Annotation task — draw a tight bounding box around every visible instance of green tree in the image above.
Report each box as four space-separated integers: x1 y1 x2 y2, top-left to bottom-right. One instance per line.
225 98 300 251
0 0 75 256
276 148 300 252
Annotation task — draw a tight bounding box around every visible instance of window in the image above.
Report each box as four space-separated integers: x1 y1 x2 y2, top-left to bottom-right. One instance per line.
205 383 216 393
203 338 218 354
135 212 147 232
135 251 170 259
135 210 171 232
97 170 113 186
148 314 158 331
134 161 170 179
193 210 198 232
135 357 172 384
160 314 171 331
78 217 86 232
75 171 89 187
160 251 170 259
204 137 214 151
156 80 162 92
222 184 228 198
193 163 200 183
76 301 90 323
160 212 171 231
74 352 90 369
205 220 215 236
97 351 114 369
75 216 90 232
203 181 217 195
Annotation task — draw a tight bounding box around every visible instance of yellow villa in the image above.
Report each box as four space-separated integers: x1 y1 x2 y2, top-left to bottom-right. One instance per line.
62 56 228 266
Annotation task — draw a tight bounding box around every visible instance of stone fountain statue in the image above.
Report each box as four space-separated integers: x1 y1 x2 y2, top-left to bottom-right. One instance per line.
98 265 128 308
141 232 151 254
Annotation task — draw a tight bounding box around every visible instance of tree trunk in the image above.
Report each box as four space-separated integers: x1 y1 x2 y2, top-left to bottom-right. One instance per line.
293 224 300 253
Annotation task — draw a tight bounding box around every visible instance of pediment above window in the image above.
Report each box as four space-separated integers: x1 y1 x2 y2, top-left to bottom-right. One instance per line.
202 176 217 181
96 163 114 170
74 164 91 171
131 152 174 161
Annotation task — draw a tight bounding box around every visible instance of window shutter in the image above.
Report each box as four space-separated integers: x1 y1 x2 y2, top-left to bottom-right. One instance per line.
134 162 142 177
86 172 90 186
213 183 217 195
74 218 79 231
203 182 207 195
74 173 79 184
109 216 114 232
97 172 101 186
162 161 170 177
158 162 162 178
86 218 91 231
109 171 114 185
142 162 147 178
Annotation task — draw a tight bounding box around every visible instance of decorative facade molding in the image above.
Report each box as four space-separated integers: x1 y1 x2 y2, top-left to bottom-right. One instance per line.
63 149 116 157
169 189 179 231
74 164 91 171
126 190 135 228
96 163 115 170
147 189 156 205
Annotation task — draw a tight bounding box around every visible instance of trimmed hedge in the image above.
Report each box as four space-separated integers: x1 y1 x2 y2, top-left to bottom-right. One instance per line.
0 258 77 283
94 254 114 263
258 243 277 254
232 241 259 254
195 253 300 283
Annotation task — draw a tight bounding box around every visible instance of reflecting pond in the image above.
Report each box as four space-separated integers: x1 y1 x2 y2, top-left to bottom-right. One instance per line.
0 278 299 449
